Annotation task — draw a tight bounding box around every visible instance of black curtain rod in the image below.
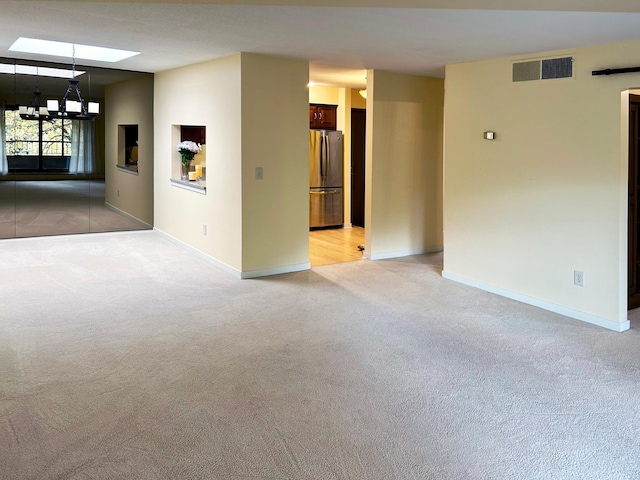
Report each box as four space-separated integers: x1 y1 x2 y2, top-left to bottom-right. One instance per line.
592 66 640 76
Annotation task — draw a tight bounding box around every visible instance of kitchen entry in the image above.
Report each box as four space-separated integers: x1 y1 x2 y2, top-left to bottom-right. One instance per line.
309 129 344 228
308 106 367 267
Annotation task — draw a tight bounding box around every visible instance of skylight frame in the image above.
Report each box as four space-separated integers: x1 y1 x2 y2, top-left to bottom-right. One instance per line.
0 63 85 79
9 37 139 63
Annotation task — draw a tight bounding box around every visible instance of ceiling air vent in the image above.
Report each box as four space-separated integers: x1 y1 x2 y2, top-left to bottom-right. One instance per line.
513 57 573 82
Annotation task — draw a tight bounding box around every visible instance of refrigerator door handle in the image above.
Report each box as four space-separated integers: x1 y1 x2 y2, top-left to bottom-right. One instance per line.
309 189 338 195
323 133 329 179
319 134 325 178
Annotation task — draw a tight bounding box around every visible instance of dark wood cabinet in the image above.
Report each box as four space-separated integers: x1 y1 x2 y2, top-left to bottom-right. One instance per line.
181 125 206 145
309 104 337 130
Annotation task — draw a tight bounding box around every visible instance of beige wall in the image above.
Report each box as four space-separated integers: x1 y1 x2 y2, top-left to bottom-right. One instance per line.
105 75 154 225
338 88 352 226
309 85 339 105
443 40 640 330
154 53 308 276
240 53 310 273
154 54 243 271
365 70 444 259
351 88 367 109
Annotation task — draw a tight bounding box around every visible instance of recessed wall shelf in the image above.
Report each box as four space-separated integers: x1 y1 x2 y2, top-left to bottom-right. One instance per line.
170 178 206 194
117 165 139 175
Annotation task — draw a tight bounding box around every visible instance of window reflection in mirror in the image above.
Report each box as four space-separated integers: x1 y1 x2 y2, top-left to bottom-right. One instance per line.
5 108 72 172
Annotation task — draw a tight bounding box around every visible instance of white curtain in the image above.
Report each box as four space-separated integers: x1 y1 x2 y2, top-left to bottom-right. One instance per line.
0 101 7 175
69 120 98 174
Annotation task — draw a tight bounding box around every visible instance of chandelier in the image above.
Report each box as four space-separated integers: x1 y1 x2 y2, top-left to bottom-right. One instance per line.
46 46 99 121
19 68 49 120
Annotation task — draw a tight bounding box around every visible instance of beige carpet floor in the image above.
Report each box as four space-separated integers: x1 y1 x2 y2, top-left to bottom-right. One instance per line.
1 231 640 479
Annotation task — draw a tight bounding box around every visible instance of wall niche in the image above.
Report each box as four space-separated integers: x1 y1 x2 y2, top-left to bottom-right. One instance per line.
170 124 207 192
118 124 139 173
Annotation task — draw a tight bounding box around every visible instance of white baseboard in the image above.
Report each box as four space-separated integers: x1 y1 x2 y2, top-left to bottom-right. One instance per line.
369 246 443 261
154 228 242 278
241 262 311 279
1 228 155 243
154 228 311 279
442 270 630 332
103 202 152 229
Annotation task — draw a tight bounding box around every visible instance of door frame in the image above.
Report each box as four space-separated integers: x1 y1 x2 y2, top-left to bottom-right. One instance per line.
628 93 640 309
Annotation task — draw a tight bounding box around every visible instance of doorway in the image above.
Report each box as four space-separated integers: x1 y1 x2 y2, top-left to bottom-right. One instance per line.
308 106 367 267
628 94 640 309
351 108 366 228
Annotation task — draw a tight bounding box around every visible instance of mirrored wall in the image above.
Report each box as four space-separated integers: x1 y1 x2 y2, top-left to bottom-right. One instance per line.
0 58 152 240
0 179 149 239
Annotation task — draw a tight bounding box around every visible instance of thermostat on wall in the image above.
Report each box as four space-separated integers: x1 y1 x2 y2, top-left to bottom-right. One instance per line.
483 131 495 140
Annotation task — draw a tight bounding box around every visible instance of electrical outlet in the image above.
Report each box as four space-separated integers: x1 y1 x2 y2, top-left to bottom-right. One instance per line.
574 270 584 287
255 167 263 180
202 224 207 235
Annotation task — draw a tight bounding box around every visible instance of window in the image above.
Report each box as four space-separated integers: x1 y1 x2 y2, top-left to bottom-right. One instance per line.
4 107 73 172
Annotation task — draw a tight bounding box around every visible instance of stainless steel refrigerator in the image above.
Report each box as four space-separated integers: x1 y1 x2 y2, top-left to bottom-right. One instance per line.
309 130 343 229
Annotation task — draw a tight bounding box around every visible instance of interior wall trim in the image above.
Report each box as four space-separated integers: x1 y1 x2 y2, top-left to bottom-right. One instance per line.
240 262 311 279
104 202 151 229
368 245 443 261
0 229 153 243
154 228 242 278
154 228 310 279
442 270 630 332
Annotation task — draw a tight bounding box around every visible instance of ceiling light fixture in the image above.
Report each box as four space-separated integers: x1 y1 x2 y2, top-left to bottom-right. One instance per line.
46 45 99 120
19 67 50 120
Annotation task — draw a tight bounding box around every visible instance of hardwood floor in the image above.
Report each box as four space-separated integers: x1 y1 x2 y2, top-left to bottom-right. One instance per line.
309 226 365 267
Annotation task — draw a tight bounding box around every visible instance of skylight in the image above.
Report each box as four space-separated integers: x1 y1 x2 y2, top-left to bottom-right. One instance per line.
0 63 85 79
9 37 139 63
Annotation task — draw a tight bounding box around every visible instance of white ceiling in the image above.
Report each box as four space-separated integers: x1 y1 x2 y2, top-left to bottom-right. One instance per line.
2 2 640 89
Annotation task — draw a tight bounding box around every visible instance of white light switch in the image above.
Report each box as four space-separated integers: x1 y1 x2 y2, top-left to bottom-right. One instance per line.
255 167 263 180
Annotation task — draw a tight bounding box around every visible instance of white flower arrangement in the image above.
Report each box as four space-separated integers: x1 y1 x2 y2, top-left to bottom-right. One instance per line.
178 140 202 161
